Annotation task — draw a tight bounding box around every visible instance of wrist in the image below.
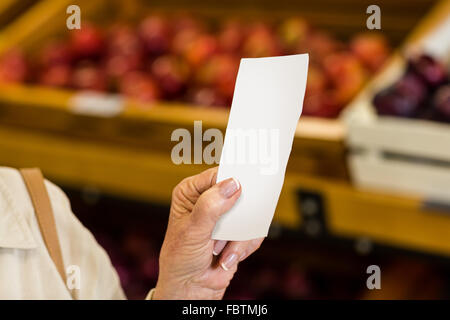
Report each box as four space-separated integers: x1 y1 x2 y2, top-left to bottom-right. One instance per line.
152 278 184 300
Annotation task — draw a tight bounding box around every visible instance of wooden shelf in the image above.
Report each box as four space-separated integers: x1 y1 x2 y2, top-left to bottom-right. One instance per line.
0 84 349 179
0 123 449 258
280 173 450 258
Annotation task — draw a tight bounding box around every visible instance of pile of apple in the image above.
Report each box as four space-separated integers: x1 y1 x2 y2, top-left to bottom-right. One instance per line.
0 14 390 118
373 54 450 123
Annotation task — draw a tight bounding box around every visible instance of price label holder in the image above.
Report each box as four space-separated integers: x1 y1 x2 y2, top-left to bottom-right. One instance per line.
422 199 450 215
68 91 124 118
296 189 329 238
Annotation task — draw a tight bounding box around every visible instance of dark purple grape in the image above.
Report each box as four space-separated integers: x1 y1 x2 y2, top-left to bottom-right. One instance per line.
373 88 420 117
394 71 428 104
433 84 450 122
409 54 448 88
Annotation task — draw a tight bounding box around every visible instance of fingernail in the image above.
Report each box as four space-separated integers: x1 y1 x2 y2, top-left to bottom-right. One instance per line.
213 240 227 256
220 253 238 271
220 178 240 198
239 251 246 261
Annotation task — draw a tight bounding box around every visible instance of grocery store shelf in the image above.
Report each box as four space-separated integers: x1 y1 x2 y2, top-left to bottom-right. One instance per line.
280 173 450 258
0 84 349 180
0 123 449 258
0 0 36 30
0 83 346 141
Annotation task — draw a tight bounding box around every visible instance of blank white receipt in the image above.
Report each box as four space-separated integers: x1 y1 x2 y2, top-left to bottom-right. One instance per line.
212 54 309 241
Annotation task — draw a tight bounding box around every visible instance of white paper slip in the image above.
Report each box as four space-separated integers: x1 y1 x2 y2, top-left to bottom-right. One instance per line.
212 54 309 241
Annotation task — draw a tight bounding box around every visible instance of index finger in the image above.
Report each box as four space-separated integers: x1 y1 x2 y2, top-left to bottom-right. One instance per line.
217 238 265 271
191 166 218 194
177 167 218 204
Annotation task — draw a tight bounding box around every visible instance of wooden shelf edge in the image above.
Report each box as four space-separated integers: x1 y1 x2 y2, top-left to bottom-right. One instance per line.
0 83 346 141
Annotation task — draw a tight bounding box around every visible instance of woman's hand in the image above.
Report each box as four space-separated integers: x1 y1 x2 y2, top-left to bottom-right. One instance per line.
153 167 264 300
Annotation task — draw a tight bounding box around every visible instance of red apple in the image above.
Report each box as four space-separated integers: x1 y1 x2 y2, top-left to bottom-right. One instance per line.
303 91 342 118
72 63 107 91
39 64 72 87
107 24 144 57
306 65 328 95
171 28 201 56
305 31 342 63
151 54 190 99
335 74 366 105
350 32 390 72
323 52 367 104
70 23 104 60
184 34 219 68
196 54 239 99
104 53 143 79
119 71 160 103
243 23 282 58
0 49 29 83
218 19 247 54
138 15 171 56
333 72 366 105
38 40 73 67
104 25 144 80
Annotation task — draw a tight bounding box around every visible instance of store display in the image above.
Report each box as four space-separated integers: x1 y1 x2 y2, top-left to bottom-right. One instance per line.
373 54 449 122
0 49 28 83
0 14 390 118
1 0 450 302
345 6 450 202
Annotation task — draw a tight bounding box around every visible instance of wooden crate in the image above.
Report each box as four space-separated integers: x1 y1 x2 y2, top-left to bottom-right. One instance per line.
0 0 353 179
0 0 37 30
0 0 439 181
344 0 450 203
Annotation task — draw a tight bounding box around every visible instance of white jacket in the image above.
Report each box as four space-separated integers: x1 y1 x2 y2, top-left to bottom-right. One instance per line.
0 166 126 299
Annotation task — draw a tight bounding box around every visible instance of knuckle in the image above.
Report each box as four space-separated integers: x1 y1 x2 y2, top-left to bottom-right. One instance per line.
172 178 189 198
205 167 218 182
171 184 181 200
198 194 220 213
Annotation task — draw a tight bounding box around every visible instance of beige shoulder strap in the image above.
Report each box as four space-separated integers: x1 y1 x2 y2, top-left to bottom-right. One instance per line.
20 168 66 283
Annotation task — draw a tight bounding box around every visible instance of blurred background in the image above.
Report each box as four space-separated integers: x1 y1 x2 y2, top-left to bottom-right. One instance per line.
0 0 449 299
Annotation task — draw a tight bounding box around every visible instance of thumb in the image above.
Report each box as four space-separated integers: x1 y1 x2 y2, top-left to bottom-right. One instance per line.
190 177 241 236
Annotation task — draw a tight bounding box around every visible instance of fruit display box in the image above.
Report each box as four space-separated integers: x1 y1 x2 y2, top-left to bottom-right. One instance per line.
0 0 36 30
344 0 450 203
0 0 427 180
